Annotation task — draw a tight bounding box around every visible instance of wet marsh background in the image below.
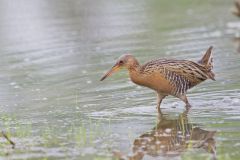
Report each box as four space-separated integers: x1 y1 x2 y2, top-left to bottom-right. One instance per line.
0 0 240 159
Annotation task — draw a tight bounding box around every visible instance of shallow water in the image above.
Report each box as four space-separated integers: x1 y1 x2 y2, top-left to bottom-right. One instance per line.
0 0 240 160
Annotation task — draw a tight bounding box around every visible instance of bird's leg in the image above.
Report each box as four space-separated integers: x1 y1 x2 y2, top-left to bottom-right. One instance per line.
156 93 166 115
179 95 192 109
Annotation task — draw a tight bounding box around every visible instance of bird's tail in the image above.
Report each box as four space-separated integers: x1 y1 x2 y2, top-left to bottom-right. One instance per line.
198 46 215 81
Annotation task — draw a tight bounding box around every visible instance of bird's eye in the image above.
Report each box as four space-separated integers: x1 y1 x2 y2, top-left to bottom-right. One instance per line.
119 60 124 64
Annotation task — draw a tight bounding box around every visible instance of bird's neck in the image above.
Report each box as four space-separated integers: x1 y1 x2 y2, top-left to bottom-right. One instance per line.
128 63 140 72
126 57 140 72
128 64 143 85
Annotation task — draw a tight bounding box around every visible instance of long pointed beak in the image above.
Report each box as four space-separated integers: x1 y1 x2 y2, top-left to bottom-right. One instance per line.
100 64 120 81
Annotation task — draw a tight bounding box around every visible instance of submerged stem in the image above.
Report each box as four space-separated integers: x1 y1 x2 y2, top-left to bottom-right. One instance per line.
1 131 15 149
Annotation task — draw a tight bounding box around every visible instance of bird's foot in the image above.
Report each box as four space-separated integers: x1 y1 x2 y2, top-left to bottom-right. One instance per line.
156 106 163 116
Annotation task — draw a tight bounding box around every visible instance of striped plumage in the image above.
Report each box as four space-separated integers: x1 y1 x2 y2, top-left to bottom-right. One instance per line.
141 59 208 95
100 46 215 112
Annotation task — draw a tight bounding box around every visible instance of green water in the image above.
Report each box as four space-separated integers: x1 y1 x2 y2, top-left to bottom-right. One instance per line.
0 0 240 159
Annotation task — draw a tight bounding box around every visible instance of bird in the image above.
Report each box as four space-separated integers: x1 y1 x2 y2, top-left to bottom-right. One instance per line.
100 46 215 113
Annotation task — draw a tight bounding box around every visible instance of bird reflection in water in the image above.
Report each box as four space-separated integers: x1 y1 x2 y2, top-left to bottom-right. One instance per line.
113 109 216 160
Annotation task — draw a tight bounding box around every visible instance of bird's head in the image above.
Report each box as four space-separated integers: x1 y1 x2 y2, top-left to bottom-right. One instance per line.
100 54 139 81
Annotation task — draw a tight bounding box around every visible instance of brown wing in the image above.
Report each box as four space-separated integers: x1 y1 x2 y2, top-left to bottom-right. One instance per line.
142 59 209 95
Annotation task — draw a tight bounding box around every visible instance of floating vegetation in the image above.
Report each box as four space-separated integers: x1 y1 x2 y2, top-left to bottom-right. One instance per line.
0 114 114 159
